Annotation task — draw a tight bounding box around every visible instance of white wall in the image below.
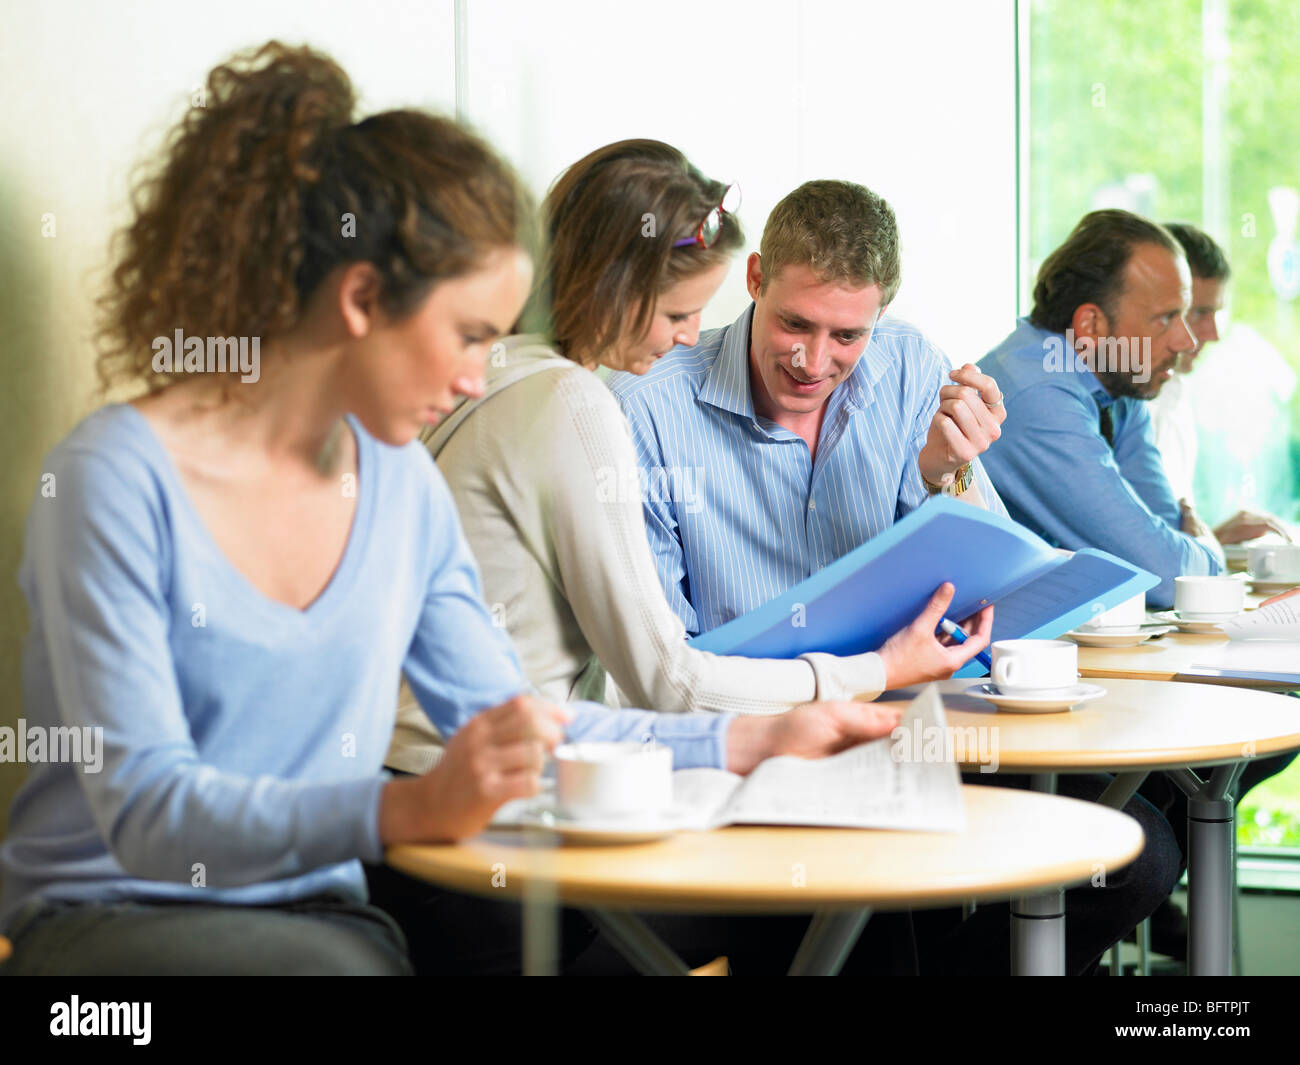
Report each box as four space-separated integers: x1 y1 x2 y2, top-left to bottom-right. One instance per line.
464 0 1018 361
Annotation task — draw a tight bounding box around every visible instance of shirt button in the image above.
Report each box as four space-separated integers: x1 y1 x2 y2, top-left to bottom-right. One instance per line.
809 501 817 511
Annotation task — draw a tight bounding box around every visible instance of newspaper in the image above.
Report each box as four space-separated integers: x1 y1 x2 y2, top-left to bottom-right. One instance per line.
496 685 966 833
1220 596 1300 640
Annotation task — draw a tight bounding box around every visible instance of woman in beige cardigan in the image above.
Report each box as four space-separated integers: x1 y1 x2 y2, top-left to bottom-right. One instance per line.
385 140 991 775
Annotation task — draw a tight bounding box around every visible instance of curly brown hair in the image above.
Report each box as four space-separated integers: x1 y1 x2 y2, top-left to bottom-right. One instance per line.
95 40 535 395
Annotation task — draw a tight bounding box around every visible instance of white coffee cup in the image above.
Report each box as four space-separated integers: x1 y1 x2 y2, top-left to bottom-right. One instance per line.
555 741 673 821
990 639 1078 697
1174 575 1246 620
1248 544 1300 583
1080 592 1146 631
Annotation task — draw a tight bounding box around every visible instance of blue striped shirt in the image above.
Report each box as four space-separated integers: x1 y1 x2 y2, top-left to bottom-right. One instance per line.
976 318 1223 608
608 303 1006 637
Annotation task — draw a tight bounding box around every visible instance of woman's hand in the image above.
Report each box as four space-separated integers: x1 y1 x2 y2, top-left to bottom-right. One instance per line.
876 583 993 690
380 695 571 845
726 700 903 775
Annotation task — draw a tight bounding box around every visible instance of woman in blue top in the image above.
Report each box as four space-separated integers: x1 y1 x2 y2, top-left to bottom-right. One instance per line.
0 41 903 975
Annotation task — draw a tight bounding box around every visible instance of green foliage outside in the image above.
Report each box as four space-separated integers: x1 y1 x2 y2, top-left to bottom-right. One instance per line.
1031 0 1300 851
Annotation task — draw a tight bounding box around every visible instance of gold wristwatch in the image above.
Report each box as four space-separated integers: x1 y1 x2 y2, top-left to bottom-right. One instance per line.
923 461 974 497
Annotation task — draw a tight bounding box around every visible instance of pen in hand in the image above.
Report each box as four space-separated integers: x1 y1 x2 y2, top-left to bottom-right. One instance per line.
938 617 994 672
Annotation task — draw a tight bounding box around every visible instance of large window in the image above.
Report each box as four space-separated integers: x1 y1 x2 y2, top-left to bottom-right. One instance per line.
1026 0 1300 851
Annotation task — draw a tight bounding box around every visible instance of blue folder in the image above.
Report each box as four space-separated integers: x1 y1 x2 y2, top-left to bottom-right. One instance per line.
688 497 1159 678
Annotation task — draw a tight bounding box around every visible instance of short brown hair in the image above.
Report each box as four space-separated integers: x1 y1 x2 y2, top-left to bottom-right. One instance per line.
1030 210 1183 333
96 40 534 395
1163 221 1231 281
758 180 901 302
534 139 743 363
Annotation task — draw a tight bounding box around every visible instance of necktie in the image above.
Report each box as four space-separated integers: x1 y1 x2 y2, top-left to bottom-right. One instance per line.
1097 403 1115 450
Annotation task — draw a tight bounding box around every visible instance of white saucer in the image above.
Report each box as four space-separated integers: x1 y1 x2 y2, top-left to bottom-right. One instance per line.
1150 609 1235 634
1247 577 1300 594
517 808 680 845
1065 626 1169 647
965 682 1107 713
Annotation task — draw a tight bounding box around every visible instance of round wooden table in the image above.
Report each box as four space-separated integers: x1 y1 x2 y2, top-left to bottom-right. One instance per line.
884 677 1300 976
387 785 1144 975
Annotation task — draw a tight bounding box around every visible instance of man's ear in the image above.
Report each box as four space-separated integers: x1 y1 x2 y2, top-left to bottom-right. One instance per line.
745 252 764 302
338 262 384 338
1070 303 1107 350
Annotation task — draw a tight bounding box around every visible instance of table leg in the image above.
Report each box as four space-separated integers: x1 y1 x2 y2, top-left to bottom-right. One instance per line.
522 831 560 976
787 909 873 976
1168 762 1245 977
1097 771 1148 811
582 910 692 975
1011 773 1065 976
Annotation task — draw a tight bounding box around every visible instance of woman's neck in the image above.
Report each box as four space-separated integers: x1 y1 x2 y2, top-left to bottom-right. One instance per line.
137 334 350 476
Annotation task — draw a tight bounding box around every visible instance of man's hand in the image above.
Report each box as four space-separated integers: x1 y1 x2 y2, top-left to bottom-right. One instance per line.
877 583 994 689
917 364 1006 487
379 695 571 845
726 701 904 776
1179 499 1213 540
1213 509 1293 545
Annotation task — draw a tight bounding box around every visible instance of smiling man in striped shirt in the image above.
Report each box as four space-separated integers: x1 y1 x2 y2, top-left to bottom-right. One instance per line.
608 181 1182 976
608 179 1009 637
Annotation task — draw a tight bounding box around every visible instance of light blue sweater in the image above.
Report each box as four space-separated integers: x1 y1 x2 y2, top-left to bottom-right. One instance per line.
0 405 730 931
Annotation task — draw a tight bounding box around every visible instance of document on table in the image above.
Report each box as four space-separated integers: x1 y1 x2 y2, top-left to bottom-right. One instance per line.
1185 640 1300 684
672 684 966 833
1220 597 1300 641
492 685 967 833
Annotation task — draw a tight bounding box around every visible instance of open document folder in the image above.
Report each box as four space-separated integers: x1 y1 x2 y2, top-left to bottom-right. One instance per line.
495 686 966 833
688 496 1158 677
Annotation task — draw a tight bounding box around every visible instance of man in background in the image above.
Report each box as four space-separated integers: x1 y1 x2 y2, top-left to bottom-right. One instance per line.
1149 222 1290 544
976 209 1222 609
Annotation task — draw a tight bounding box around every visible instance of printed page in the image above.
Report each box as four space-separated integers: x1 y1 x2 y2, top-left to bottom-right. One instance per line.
667 768 746 830
1220 597 1300 641
989 551 1144 642
717 685 967 833
1188 640 1300 681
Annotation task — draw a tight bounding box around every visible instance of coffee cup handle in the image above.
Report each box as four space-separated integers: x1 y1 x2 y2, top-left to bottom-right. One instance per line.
992 658 1016 689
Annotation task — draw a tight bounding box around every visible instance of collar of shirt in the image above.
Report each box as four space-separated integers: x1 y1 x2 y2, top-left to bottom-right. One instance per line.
697 302 893 437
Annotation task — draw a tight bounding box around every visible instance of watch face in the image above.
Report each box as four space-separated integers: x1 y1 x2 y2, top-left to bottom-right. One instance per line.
945 463 974 496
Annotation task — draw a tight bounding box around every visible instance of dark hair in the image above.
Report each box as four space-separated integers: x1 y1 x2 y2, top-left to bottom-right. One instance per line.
96 40 534 394
759 180 901 302
1163 222 1231 281
1030 210 1182 333
533 139 743 363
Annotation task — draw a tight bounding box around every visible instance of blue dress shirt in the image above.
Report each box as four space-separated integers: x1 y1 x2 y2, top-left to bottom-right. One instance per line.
976 318 1223 608
608 303 1005 636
